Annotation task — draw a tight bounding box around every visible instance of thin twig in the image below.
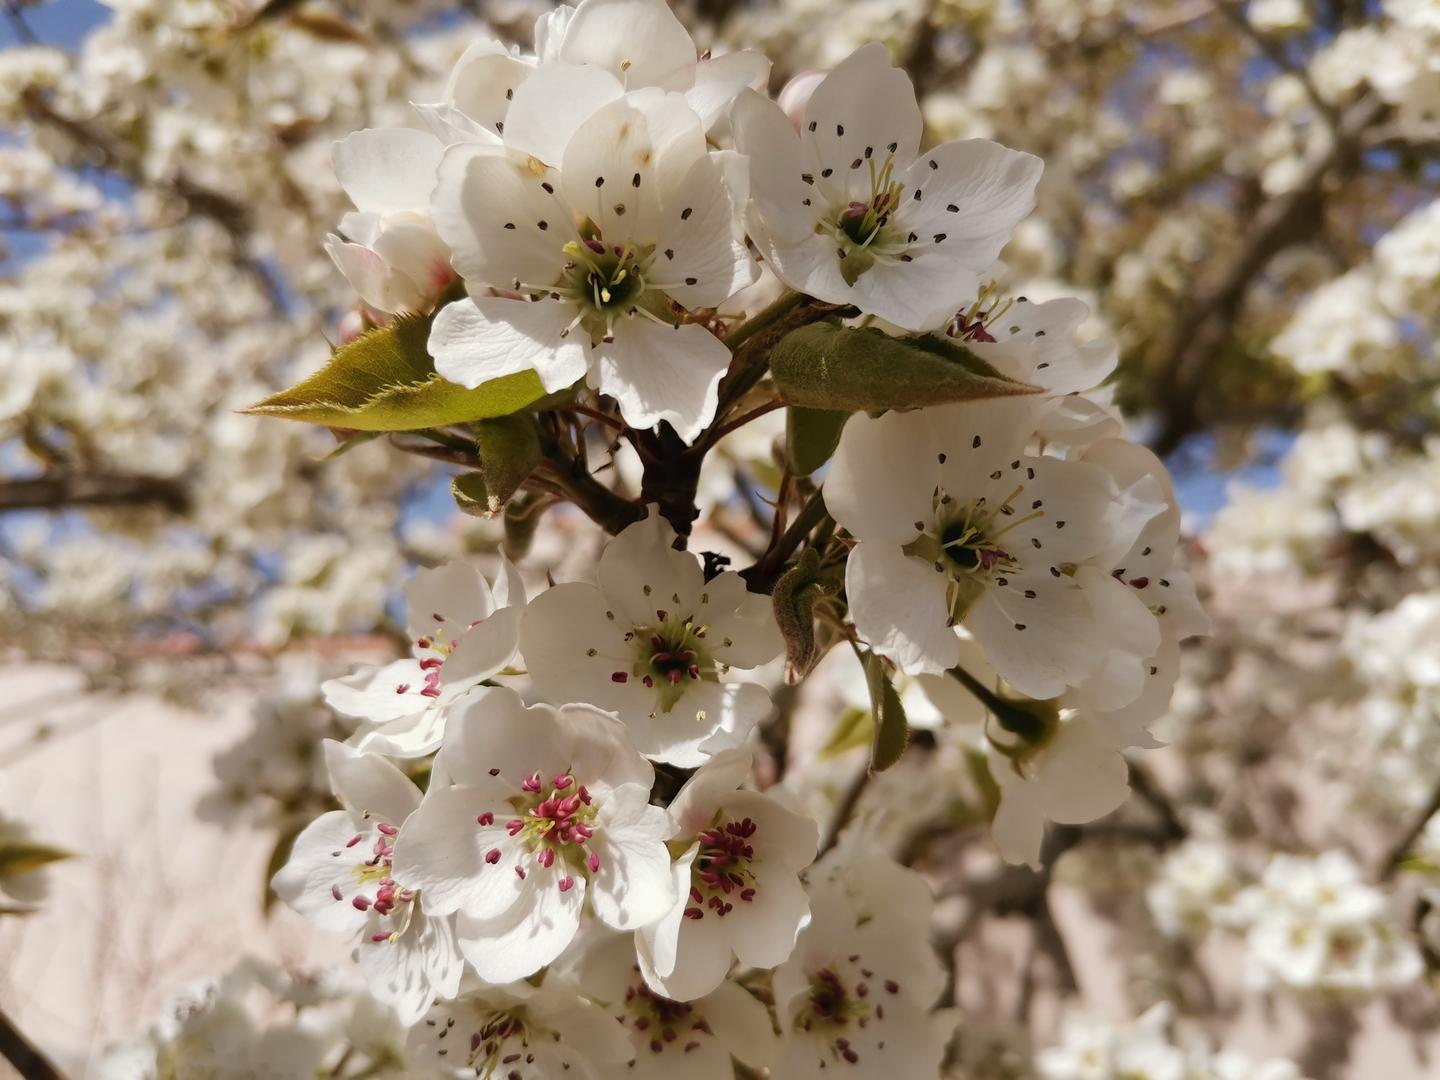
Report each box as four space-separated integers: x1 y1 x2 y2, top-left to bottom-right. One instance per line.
0 1005 64 1080
1380 778 1440 880
817 765 869 857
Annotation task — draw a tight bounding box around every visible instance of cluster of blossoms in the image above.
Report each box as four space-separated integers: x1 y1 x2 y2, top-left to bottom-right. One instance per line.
14 0 1440 1075
1037 1004 1304 1080
1146 840 1422 998
249 1 1215 1074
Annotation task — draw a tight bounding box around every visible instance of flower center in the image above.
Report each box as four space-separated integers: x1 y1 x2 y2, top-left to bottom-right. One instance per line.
823 153 912 285
565 237 648 313
621 967 715 1056
611 610 714 713
902 483 1038 621
948 283 1021 344
683 816 759 920
329 817 417 942
459 1010 533 1074
494 771 602 890
795 962 905 1066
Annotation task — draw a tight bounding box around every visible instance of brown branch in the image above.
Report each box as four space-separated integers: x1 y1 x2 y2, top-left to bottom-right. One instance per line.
1147 93 1386 456
0 473 188 514
0 1005 64 1080
1380 777 1440 880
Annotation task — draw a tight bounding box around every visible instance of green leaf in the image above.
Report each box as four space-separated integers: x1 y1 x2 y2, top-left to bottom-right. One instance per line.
818 707 874 760
771 548 838 680
862 648 909 773
770 322 1041 413
244 313 547 431
0 840 72 878
785 406 850 476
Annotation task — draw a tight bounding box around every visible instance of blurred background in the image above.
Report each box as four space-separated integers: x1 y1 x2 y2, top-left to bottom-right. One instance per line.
2 0 1439 1076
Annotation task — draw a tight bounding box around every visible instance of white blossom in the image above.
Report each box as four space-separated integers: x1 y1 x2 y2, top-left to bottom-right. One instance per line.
271 742 462 1025
732 43 1042 331
635 750 818 1000
391 686 675 983
520 510 782 766
322 558 525 758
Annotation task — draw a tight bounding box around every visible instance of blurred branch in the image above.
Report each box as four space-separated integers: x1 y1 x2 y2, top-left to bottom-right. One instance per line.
1147 93 1386 456
19 88 287 311
1214 0 1337 125
1379 777 1440 880
0 473 189 514
2 1 40 46
0 1005 63 1080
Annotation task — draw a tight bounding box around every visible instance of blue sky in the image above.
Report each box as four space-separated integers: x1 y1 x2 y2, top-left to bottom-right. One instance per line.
1 0 109 48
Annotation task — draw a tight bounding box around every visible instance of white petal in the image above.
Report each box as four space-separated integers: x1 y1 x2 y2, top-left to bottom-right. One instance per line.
664 680 773 767
635 845 698 982
656 152 757 310
983 455 1118 567
901 138 1042 272
491 552 527 608
558 88 708 247
333 127 444 214
356 909 457 1026
931 396 1045 499
457 868 585 982
430 144 564 288
826 408 940 544
429 296 589 393
325 235 426 315
687 50 771 129
840 249 980 332
696 572 783 669
436 686 571 789
445 40 533 135
390 786 523 918
644 901 735 1001
596 509 704 626
590 783 677 930
502 62 624 166
322 659 430 724
558 0 697 91
405 561 496 639
441 605 522 687
724 790 820 869
702 979 779 1068
351 705 449 760
967 576 1103 699
847 542 960 677
520 581 659 718
989 781 1047 868
800 43 924 187
730 89 820 248
324 740 421 824
1041 718 1132 823
555 703 656 794
270 810 373 935
729 871 809 970
668 750 753 833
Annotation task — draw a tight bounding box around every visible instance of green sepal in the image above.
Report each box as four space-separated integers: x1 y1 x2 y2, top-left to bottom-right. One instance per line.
862 648 909 773
771 547 839 680
785 406 850 476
